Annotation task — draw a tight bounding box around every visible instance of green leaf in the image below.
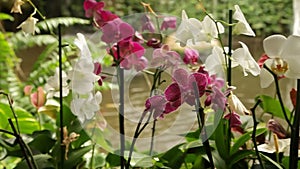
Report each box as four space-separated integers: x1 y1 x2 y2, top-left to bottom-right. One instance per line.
14 154 55 169
214 119 230 160
158 144 186 168
256 95 291 120
0 102 39 134
28 130 56 154
128 151 153 168
35 17 90 34
228 150 255 168
106 152 121 167
63 145 92 168
230 128 267 155
0 13 14 21
182 128 200 142
260 153 283 169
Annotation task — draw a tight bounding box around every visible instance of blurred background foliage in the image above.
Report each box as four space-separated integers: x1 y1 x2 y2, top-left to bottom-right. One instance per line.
0 0 294 37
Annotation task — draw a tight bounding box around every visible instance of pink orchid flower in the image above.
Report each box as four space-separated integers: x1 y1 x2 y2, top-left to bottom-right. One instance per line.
30 87 46 109
160 16 177 31
101 18 134 44
141 14 155 33
151 44 181 69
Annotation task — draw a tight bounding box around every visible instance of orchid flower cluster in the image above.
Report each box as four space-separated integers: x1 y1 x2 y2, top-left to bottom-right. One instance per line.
11 0 300 168
11 0 39 35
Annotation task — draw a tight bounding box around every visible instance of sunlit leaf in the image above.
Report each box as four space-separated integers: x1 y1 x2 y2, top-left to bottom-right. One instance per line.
255 95 291 120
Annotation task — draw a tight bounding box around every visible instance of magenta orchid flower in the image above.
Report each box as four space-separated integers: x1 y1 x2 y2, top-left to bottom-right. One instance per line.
183 48 199 65
165 68 208 106
83 0 105 18
84 0 118 28
224 112 242 128
93 62 105 86
110 37 145 60
160 16 177 31
198 66 226 111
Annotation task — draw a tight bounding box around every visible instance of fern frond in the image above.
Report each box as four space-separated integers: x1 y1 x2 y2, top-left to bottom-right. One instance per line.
35 17 90 34
9 33 57 50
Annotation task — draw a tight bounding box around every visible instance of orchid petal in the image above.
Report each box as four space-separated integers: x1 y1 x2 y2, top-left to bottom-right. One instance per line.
232 42 260 76
233 5 255 36
260 68 274 88
281 35 300 79
263 35 286 58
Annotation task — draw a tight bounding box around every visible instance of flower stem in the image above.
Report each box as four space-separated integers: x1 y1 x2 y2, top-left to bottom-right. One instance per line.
263 64 292 128
58 24 66 169
226 9 233 155
117 66 126 169
192 82 214 169
250 99 265 169
227 9 233 87
8 119 36 169
126 110 149 168
289 79 300 169
126 68 164 168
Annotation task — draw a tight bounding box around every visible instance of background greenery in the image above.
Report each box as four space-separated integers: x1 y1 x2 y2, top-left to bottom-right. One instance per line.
0 0 294 36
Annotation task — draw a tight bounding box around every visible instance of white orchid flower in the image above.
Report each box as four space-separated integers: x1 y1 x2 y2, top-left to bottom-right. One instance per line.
205 46 228 79
233 5 255 36
45 67 70 98
260 34 300 88
69 58 100 94
227 92 251 115
11 0 24 14
175 10 203 46
205 42 259 78
201 15 224 41
69 33 100 94
17 12 38 35
70 91 102 123
232 41 260 76
74 33 92 61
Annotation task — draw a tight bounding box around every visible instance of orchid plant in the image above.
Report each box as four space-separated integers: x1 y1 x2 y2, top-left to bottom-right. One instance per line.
1 0 300 169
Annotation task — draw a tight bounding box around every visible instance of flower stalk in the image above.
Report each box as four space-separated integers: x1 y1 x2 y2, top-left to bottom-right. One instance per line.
117 65 126 169
289 79 300 169
250 99 265 169
192 82 214 169
263 64 292 128
58 24 66 169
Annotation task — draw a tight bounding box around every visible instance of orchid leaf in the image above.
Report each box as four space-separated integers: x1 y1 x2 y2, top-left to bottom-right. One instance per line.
230 128 267 155
255 95 291 120
214 119 230 160
0 102 39 135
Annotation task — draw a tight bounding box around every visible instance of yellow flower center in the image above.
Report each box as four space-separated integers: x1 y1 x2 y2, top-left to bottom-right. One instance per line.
271 58 288 76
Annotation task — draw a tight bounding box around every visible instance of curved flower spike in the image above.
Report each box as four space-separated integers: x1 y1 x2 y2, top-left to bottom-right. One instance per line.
233 5 255 36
